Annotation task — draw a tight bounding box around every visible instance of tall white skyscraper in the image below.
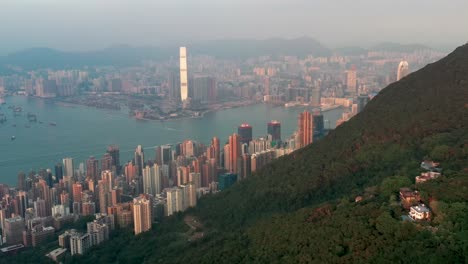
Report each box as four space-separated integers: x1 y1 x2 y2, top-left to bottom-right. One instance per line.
180 47 188 102
63 158 74 178
397 61 410 81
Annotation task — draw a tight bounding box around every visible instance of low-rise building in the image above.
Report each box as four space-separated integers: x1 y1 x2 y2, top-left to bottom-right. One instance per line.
420 160 441 171
399 188 421 209
416 171 441 183
46 248 67 262
409 204 431 221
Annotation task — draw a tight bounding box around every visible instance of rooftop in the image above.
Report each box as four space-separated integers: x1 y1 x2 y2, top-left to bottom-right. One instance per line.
1 244 24 253
5 216 23 223
46 248 67 258
411 204 431 213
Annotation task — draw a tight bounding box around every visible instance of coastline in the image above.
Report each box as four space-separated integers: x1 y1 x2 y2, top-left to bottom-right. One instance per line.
135 100 260 122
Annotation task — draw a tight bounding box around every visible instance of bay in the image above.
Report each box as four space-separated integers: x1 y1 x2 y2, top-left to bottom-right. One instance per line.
0 96 344 186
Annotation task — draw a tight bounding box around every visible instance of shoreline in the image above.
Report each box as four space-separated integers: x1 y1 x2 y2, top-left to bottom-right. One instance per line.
47 95 260 122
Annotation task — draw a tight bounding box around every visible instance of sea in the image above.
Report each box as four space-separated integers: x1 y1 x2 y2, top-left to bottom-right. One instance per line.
0 96 344 186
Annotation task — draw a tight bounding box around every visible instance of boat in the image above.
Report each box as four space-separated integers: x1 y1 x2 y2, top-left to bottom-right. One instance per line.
11 136 15 141
27 113 37 122
49 122 57 126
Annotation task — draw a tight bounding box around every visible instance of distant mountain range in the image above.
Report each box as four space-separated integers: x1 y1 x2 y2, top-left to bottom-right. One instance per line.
0 37 437 70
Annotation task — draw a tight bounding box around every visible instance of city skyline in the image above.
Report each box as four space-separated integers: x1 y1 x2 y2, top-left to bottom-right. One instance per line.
0 1 466 262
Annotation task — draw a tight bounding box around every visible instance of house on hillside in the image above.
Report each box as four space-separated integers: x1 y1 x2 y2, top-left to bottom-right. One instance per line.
421 160 442 172
409 204 431 221
399 188 421 209
416 171 441 183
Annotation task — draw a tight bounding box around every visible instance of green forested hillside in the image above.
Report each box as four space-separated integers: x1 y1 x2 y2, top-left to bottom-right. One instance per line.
5 44 468 264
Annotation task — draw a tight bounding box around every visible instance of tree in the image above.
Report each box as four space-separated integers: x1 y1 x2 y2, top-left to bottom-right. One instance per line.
380 176 412 198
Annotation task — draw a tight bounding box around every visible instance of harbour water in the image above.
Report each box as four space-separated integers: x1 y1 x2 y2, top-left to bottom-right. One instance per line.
0 96 344 186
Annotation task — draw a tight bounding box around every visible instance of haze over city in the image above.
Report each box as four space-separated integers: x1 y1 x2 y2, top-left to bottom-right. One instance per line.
0 1 467 263
1 0 467 54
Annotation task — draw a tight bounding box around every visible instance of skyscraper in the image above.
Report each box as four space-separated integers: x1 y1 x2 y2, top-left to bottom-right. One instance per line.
106 145 120 174
310 87 321 107
133 196 151 235
238 123 253 145
166 188 183 216
34 198 47 218
192 75 216 104
101 153 113 172
228 134 241 173
159 145 172 165
346 66 357 96
70 233 91 255
63 158 74 178
142 164 161 196
36 179 52 216
397 61 410 81
211 137 220 167
312 112 324 138
54 163 63 182
180 47 188 102
168 69 180 101
187 183 197 208
267 120 281 142
16 191 28 218
298 111 313 148
101 170 114 190
72 183 83 204
4 216 25 244
98 180 110 214
240 154 252 179
17 171 26 191
86 156 99 182
134 145 145 177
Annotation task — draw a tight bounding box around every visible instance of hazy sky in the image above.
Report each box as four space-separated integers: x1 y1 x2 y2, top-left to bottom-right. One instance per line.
0 0 467 54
